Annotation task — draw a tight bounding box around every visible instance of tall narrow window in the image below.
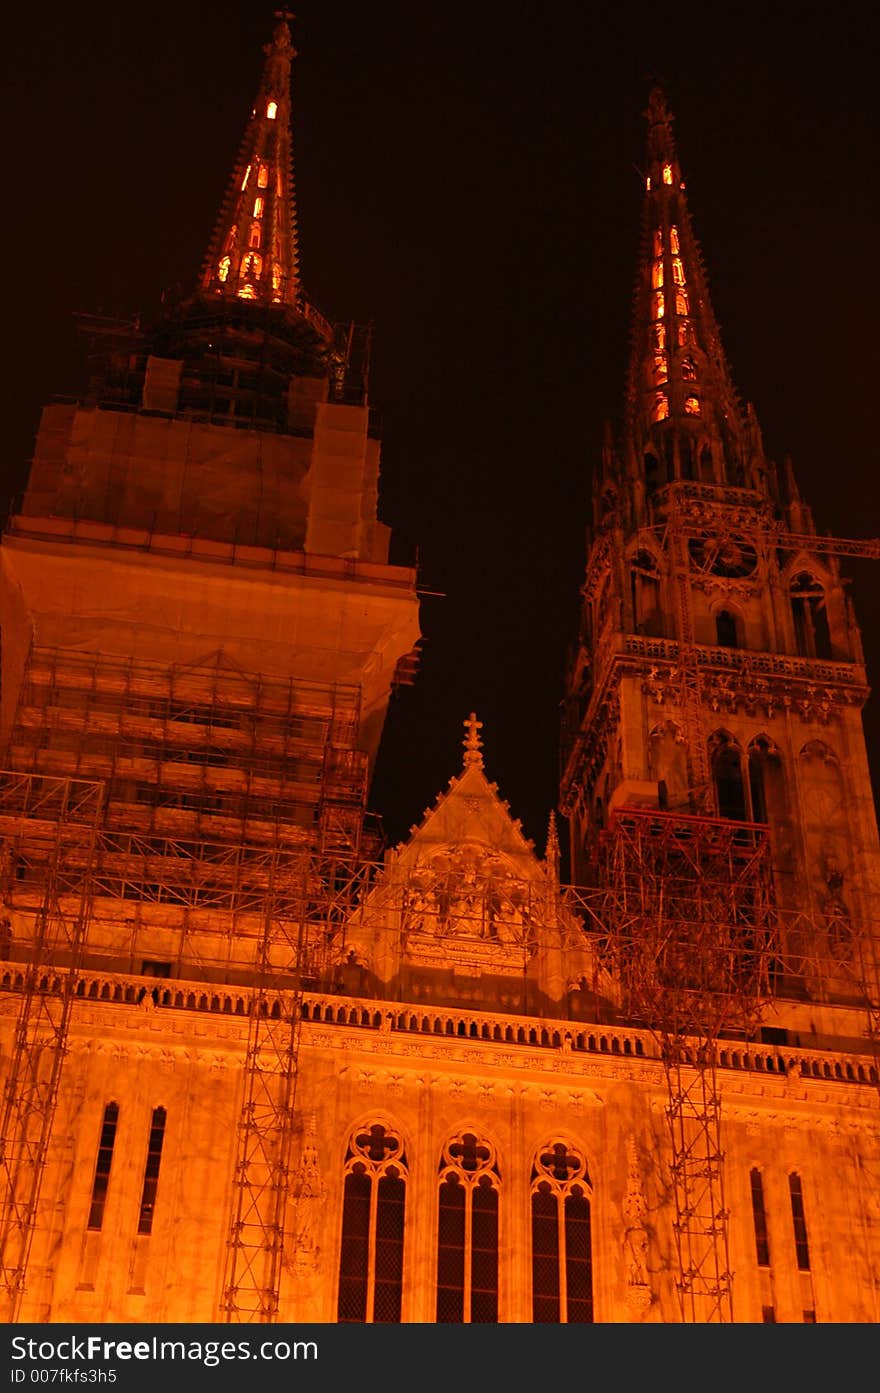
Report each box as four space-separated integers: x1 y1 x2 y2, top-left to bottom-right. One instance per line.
87 1103 119 1231
337 1123 406 1323
790 574 832 660
137 1107 166 1235
630 550 661 636
436 1132 499 1323
788 1173 811 1271
531 1141 593 1323
747 735 783 826
715 609 739 648
789 1172 816 1321
710 733 747 821
750 1168 771 1267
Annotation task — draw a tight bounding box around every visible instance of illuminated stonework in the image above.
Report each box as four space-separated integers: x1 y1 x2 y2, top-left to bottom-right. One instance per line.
0 41 878 1329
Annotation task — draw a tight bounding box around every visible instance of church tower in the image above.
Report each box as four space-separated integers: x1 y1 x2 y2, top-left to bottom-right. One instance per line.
558 88 880 1321
560 87 880 1000
0 16 419 1322
1 42 878 1330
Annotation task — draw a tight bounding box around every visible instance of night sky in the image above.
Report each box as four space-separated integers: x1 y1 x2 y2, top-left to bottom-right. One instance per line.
2 2 879 866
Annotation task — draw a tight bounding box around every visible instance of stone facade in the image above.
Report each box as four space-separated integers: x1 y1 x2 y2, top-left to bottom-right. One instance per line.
0 30 877 1326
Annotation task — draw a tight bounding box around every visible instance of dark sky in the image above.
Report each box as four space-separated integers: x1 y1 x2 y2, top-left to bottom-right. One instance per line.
2 2 879 863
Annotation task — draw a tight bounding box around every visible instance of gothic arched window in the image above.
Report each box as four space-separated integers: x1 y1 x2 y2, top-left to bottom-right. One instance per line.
87 1102 120 1231
531 1141 593 1323
630 550 661 636
750 1167 771 1268
709 732 747 821
788 1172 811 1273
747 735 783 826
649 720 687 810
715 608 740 648
337 1122 407 1323
436 1131 499 1323
790 573 832 660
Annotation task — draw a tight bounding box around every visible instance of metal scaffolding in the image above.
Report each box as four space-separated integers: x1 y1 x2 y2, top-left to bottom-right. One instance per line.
590 808 775 1322
0 640 374 1322
0 773 104 1322
219 844 376 1323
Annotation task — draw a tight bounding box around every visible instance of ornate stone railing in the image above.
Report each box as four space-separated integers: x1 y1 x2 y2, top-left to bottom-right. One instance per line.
0 960 875 1088
619 633 865 687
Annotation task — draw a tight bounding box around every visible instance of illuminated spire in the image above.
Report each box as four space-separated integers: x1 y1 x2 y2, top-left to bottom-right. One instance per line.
199 13 301 308
626 86 749 486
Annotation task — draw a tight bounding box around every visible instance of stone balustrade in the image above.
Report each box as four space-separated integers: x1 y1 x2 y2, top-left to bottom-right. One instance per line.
1 957 875 1087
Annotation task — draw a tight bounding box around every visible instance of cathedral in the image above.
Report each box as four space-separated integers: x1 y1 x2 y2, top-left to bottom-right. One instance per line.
0 16 878 1326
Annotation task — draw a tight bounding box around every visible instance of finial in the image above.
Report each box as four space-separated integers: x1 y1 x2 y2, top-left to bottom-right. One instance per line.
270 9 296 55
645 84 677 172
545 810 560 884
462 712 484 769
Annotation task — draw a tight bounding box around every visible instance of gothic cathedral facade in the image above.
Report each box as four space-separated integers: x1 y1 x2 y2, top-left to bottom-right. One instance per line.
0 21 877 1324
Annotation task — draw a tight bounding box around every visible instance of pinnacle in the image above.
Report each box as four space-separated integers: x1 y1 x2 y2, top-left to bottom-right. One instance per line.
198 16 302 310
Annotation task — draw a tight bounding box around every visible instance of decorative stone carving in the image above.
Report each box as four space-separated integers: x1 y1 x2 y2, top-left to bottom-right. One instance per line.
622 1135 652 1314
288 1111 324 1277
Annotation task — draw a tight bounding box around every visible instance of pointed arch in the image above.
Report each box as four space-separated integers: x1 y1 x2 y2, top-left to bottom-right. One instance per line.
337 1117 408 1323
798 739 849 920
436 1128 501 1323
708 730 747 821
530 1136 594 1323
628 545 663 636
747 734 783 825
649 719 687 810
788 571 833 660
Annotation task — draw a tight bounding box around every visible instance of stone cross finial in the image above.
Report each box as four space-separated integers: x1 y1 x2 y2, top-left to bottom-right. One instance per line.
463 712 484 769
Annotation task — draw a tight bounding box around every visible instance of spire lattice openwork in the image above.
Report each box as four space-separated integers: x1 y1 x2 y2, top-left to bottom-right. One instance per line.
199 14 301 308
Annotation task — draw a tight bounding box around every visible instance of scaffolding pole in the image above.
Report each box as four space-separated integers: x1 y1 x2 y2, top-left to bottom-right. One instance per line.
0 773 104 1321
219 848 307 1322
219 836 374 1323
594 807 775 1322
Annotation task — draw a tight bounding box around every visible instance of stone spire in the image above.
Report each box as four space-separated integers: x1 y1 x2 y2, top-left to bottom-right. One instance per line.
545 810 560 885
462 712 484 770
199 13 301 308
624 86 755 491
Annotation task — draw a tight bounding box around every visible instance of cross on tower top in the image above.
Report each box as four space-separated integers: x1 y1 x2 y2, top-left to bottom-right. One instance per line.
462 712 484 769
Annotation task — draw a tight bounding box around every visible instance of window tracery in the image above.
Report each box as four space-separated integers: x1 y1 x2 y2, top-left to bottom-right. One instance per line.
338 1122 407 1323
436 1131 499 1323
531 1140 593 1322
